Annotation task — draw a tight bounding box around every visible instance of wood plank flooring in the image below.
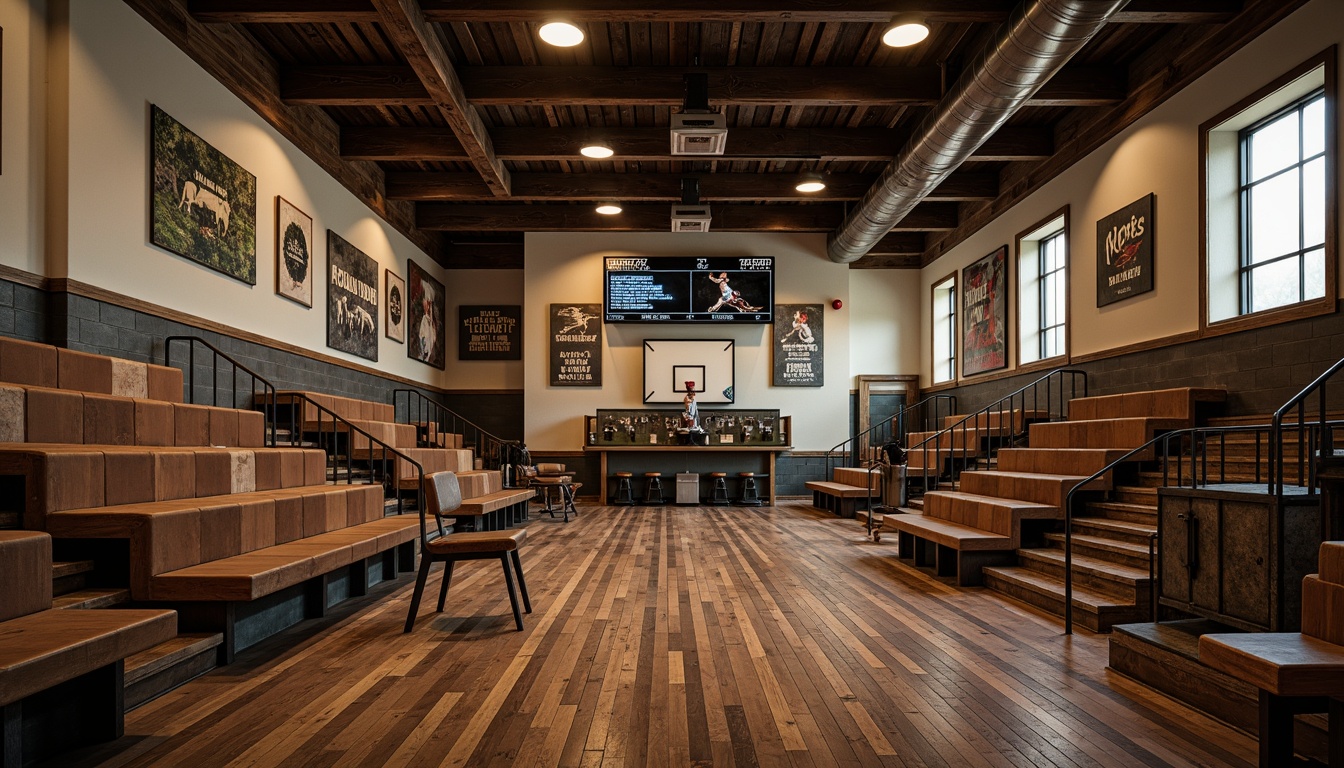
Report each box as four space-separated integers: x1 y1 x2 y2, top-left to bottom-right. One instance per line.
58 502 1256 767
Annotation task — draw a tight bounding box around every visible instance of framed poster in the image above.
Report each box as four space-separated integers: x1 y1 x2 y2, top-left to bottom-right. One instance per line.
326 231 379 362
459 305 522 360
407 259 446 369
550 304 602 386
149 105 257 284
1097 194 1154 307
275 197 312 307
773 304 823 386
962 246 1008 376
385 270 405 343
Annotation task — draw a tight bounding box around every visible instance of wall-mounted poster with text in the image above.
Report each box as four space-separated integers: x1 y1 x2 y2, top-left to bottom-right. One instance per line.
1097 194 1155 307
385 270 405 343
326 231 378 362
962 246 1008 377
773 304 824 386
459 305 522 360
407 259 446 369
550 304 602 386
275 197 312 307
150 105 257 285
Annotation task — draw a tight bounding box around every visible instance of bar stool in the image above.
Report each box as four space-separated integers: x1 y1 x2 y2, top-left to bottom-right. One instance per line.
736 472 763 506
613 472 635 505
643 472 665 505
708 472 730 505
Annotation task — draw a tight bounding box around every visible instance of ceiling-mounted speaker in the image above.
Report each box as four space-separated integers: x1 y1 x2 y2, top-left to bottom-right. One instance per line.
670 204 712 232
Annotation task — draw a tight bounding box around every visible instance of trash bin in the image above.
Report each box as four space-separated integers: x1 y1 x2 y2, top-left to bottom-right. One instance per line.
676 473 699 505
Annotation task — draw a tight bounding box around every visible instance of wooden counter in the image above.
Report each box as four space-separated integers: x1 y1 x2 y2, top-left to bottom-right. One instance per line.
585 444 792 503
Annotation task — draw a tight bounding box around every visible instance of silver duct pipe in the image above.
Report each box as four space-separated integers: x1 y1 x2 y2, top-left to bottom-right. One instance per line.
827 0 1129 264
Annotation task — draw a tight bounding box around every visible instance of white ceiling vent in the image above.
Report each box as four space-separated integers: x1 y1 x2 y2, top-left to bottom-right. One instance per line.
670 204 712 233
670 113 728 155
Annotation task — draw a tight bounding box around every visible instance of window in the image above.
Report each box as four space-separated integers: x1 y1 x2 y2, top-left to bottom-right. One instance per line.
1203 49 1336 330
1017 209 1068 365
931 275 956 383
1238 91 1326 314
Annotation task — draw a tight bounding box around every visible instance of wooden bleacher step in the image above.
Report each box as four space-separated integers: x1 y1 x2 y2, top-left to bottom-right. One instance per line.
1012 548 1150 597
1112 485 1156 505
1084 499 1157 523
1042 532 1151 570
981 566 1148 632
51 558 96 594
52 586 131 610
0 511 18 529
123 632 224 710
1069 517 1157 546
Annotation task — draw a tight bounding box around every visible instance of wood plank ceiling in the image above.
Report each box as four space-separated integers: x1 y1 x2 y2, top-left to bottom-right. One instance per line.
153 0 1298 269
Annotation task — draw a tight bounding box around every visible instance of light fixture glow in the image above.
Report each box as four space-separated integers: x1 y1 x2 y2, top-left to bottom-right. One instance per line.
539 21 585 47
595 203 623 215
795 174 826 193
882 15 929 48
580 142 614 159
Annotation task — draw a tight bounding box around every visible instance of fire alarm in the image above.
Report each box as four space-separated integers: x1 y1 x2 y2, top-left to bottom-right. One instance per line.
831 299 843 310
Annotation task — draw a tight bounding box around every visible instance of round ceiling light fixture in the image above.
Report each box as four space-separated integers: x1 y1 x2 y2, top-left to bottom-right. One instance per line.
539 21 585 47
580 141 614 159
882 15 929 48
795 173 827 193
595 203 623 215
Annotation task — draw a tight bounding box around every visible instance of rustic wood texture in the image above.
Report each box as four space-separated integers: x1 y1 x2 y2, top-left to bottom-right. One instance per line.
75 502 1258 767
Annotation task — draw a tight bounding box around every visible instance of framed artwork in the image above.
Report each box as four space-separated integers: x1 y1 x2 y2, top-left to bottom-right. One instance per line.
326 231 379 362
275 197 312 307
1097 194 1155 306
773 304 823 386
149 105 257 284
962 245 1008 376
385 270 406 343
459 305 522 360
407 259 446 369
550 304 602 386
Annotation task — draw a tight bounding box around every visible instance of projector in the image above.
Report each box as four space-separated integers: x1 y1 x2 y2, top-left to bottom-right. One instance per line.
670 205 712 233
670 113 728 155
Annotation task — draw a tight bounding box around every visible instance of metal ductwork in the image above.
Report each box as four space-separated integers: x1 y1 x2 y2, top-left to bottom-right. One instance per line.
827 0 1129 264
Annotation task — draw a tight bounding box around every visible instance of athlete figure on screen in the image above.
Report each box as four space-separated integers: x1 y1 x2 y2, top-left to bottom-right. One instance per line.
706 272 762 312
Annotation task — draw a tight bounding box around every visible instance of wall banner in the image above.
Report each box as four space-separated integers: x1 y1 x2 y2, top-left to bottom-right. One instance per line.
1097 193 1155 307
550 304 602 386
962 245 1008 376
459 305 522 360
773 304 824 387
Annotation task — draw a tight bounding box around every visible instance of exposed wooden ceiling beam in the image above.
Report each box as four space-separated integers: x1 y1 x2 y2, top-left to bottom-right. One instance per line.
866 232 927 256
342 125 1053 163
190 0 1241 25
416 202 959 232
385 171 997 202
368 0 511 195
442 241 525 269
283 65 1124 107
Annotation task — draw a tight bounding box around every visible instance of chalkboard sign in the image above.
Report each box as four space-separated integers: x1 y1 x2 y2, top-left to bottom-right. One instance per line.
459 305 521 360
550 303 602 386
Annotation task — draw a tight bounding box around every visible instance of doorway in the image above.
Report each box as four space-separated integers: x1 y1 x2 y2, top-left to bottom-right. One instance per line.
855 375 919 459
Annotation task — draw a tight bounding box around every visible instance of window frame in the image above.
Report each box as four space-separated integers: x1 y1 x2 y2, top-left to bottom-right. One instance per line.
1200 47 1337 337
929 272 958 385
1015 206 1070 369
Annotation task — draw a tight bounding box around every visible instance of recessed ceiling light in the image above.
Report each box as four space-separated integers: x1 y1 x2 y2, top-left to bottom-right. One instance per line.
580 142 614 159
595 203 623 215
882 15 929 48
539 21 584 47
795 173 826 193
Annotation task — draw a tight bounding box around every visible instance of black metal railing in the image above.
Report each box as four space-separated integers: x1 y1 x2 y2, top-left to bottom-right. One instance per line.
277 392 423 516
1271 355 1344 496
165 336 277 447
908 369 1087 496
825 394 957 480
392 389 516 472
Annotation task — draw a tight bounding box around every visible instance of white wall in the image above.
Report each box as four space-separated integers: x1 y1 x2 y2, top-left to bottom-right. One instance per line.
848 269 922 380
0 0 47 276
524 232 853 451
48 0 448 386
443 269 525 390
920 0 1344 384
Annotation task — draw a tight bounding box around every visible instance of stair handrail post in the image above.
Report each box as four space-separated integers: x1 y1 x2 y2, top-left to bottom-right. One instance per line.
165 335 279 447
1270 354 1344 497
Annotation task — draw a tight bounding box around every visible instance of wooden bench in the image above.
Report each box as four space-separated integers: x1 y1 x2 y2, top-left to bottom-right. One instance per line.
0 531 177 766
805 480 870 517
889 514 1015 585
450 488 536 531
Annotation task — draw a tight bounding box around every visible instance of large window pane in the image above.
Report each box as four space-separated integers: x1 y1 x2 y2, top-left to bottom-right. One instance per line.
1248 170 1300 262
1303 97 1325 157
1249 258 1301 313
1249 111 1299 181
1054 283 1066 328
1305 248 1326 301
1304 156 1326 248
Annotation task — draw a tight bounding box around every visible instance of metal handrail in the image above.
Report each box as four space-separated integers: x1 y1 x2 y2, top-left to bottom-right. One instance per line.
165 336 277 447
825 394 957 479
392 389 517 472
908 369 1087 496
1270 355 1344 496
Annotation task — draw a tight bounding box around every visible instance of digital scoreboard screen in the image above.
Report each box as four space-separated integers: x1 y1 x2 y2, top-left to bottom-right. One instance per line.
603 256 774 324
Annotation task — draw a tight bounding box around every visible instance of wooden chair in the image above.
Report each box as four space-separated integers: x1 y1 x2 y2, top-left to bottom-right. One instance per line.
404 471 532 633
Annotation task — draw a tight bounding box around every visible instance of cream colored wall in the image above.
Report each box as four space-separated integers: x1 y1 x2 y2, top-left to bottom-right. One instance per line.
524 232 852 451
0 0 47 276
849 269 922 380
443 269 525 390
920 0 1344 385
50 1 447 386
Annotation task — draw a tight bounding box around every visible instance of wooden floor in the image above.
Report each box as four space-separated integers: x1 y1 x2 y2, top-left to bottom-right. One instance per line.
62 502 1256 768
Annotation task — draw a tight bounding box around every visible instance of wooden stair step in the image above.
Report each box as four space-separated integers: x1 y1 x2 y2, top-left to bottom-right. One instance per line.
1085 500 1157 522
51 559 96 580
982 566 1149 632
52 586 132 610
1112 485 1157 505
1015 547 1151 595
1069 517 1157 545
958 470 1097 507
124 633 224 710
1043 532 1151 568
